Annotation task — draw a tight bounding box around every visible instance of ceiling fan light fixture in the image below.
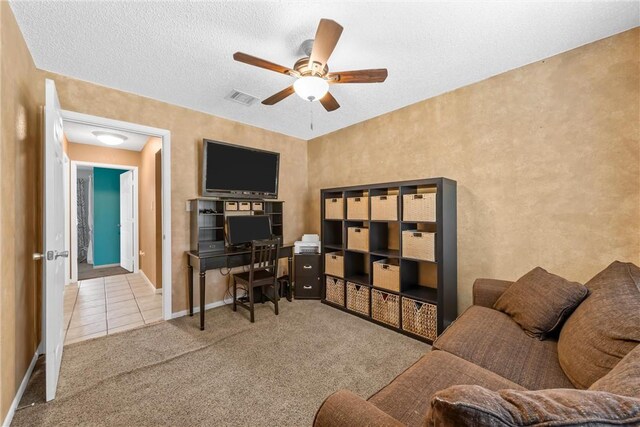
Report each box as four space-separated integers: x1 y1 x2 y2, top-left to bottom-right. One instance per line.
92 131 128 146
293 76 328 102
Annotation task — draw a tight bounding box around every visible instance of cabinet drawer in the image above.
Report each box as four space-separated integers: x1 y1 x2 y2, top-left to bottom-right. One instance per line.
294 254 320 278
295 279 321 299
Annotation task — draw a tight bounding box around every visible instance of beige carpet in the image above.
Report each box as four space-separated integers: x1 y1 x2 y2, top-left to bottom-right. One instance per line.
13 300 429 426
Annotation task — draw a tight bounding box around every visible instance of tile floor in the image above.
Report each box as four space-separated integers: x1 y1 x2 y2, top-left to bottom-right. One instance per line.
63 272 163 345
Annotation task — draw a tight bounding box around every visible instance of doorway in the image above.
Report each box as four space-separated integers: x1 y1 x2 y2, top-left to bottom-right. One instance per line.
72 162 138 281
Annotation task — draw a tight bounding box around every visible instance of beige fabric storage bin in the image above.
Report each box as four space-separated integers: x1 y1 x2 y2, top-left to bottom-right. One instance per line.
402 230 436 261
252 202 263 211
372 289 400 327
403 193 436 222
373 259 400 292
347 227 369 252
402 297 437 340
325 198 344 219
347 196 369 220
346 282 370 316
371 195 398 221
325 252 344 277
325 277 345 306
238 201 251 211
225 201 238 211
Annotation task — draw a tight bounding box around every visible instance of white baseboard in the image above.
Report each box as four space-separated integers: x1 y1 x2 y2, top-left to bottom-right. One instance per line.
171 299 229 319
138 270 157 293
93 263 119 269
2 348 39 427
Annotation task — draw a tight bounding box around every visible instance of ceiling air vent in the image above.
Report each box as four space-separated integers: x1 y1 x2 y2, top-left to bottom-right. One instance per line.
225 89 258 106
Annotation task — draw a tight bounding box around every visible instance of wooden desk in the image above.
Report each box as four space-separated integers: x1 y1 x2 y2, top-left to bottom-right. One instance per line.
186 243 294 330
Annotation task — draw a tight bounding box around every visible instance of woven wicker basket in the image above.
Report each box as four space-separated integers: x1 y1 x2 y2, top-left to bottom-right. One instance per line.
325 276 345 306
372 289 400 327
403 193 436 222
346 282 370 316
225 201 238 211
371 195 398 221
252 202 264 211
402 230 436 261
347 196 369 220
347 227 369 252
372 259 400 292
325 252 344 277
325 198 344 219
402 297 437 340
238 201 251 211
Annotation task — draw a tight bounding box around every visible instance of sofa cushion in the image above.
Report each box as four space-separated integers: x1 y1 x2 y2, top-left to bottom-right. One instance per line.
368 350 525 427
590 344 640 398
433 306 574 390
558 261 640 389
425 385 640 427
493 267 587 339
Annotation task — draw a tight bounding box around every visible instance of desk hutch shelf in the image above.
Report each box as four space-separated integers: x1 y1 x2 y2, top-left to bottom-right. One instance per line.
320 178 457 344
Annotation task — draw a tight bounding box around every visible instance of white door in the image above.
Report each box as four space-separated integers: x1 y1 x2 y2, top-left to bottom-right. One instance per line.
44 79 67 401
120 171 134 271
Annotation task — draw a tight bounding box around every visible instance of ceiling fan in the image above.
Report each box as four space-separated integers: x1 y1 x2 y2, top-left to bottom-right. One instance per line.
233 19 388 112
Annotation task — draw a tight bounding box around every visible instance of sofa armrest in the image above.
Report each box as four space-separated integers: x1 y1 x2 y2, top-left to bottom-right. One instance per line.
314 390 405 427
472 278 513 308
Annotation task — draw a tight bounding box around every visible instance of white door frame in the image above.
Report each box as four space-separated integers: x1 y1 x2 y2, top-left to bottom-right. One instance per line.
62 110 172 321
63 153 70 285
71 161 139 279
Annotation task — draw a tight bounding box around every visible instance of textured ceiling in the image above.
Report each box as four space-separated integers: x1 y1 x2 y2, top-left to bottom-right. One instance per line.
63 121 151 152
11 1 639 140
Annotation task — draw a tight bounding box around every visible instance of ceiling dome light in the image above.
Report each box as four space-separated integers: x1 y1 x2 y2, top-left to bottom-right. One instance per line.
92 131 128 146
293 76 329 102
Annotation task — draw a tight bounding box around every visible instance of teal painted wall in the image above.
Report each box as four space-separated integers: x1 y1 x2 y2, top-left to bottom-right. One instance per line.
93 168 127 266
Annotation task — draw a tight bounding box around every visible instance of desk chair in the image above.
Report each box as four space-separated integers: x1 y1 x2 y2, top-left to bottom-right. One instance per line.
232 239 281 322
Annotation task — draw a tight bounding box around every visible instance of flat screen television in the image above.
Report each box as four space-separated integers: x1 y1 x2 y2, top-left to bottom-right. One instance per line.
202 139 279 199
226 215 272 245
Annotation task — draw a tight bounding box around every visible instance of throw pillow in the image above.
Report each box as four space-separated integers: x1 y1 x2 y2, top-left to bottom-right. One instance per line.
590 344 640 398
425 385 640 427
493 267 587 339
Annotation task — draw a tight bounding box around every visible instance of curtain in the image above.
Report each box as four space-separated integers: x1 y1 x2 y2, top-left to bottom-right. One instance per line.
77 177 90 263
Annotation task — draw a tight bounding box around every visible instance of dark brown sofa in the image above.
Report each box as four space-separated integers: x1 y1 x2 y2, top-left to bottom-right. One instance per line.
314 261 640 426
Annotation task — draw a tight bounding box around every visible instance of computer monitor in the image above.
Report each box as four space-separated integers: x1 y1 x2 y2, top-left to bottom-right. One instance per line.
226 215 272 246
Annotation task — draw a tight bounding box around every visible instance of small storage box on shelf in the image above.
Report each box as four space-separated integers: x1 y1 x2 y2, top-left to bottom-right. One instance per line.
403 193 436 222
402 297 437 341
371 195 398 221
325 251 344 277
346 282 370 316
371 289 400 327
252 202 263 211
225 201 238 211
347 227 369 252
238 201 251 211
325 276 345 306
325 198 344 220
402 230 436 261
373 259 400 292
347 196 369 220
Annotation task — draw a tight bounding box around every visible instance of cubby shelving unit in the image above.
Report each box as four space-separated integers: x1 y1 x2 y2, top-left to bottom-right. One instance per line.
190 198 284 253
320 178 457 343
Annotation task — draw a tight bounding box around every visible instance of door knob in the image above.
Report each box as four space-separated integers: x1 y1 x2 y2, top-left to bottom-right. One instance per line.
55 250 69 259
33 253 44 261
46 250 68 260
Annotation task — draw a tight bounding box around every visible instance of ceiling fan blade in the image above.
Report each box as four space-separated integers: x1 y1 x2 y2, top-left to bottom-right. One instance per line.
262 86 295 105
233 52 297 76
327 69 388 84
319 92 340 112
308 19 343 74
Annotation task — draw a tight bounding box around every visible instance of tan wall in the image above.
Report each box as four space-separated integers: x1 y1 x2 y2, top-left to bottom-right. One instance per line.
307 28 640 313
139 137 162 288
40 72 310 314
67 141 140 168
0 1 43 421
